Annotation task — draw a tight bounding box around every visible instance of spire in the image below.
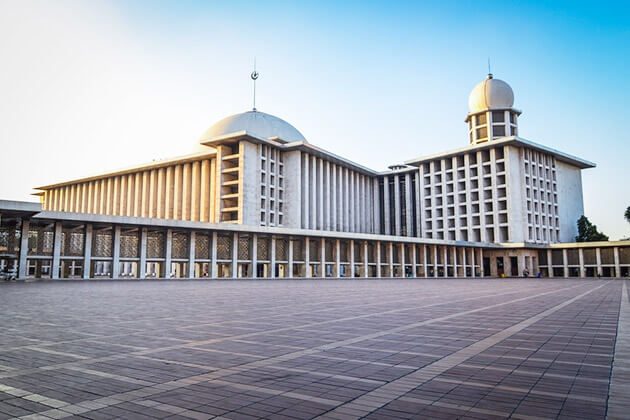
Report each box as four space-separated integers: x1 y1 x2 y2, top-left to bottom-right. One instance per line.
251 58 259 111
487 57 493 79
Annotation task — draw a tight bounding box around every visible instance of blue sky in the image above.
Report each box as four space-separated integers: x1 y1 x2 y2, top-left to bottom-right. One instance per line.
0 0 628 238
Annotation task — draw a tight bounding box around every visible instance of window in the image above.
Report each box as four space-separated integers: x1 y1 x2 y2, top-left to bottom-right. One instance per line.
476 113 487 125
493 125 506 136
476 127 487 139
510 113 516 124
492 111 505 122
261 186 265 195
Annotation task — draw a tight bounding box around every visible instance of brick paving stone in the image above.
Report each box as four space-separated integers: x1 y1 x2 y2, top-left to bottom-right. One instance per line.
0 279 627 419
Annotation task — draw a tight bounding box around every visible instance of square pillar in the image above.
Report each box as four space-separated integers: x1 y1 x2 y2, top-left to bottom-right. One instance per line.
139 228 147 279
270 236 276 278
231 232 238 278
187 231 196 278
83 224 93 280
51 222 62 279
251 234 258 278
400 243 405 278
17 219 30 279
304 237 311 278
388 242 394 278
376 241 382 278
335 239 341 277
411 244 417 277
112 226 121 279
547 249 553 278
433 245 438 277
614 247 621 278
362 241 368 278
596 248 602 277
562 249 568 278
288 237 293 279
210 232 217 278
349 240 355 278
320 238 325 278
578 248 585 277
164 229 172 278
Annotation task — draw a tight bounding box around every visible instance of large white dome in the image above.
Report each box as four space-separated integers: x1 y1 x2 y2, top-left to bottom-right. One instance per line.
468 75 514 113
200 110 306 143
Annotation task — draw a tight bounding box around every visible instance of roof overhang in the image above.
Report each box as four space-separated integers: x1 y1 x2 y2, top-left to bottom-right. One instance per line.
404 136 596 169
35 150 218 191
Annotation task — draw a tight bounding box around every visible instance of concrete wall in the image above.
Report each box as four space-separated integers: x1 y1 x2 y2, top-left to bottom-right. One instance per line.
555 161 584 243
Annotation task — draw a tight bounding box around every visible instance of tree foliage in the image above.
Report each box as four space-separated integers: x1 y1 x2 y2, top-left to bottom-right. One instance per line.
625 206 630 225
575 215 608 242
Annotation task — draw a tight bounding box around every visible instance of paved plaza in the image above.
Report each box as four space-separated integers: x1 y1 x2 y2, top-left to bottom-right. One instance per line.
0 279 628 420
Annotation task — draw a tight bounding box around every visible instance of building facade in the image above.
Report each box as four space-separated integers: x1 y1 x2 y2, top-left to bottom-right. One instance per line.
1 74 628 280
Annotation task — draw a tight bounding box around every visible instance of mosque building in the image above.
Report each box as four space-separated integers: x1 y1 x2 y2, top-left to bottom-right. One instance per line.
1 74 628 280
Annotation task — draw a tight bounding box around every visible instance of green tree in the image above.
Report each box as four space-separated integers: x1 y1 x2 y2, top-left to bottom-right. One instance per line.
625 206 630 224
575 215 608 242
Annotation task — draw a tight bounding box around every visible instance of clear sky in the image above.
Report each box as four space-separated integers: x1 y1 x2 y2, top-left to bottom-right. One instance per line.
1 0 629 239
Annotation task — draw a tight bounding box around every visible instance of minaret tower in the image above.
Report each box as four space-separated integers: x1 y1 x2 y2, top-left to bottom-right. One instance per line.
465 73 521 145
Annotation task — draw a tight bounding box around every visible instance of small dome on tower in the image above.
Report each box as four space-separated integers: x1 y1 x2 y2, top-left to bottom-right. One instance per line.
200 110 306 143
468 74 514 113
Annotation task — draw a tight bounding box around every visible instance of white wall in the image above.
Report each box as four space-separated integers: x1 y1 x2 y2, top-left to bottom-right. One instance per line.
555 160 584 242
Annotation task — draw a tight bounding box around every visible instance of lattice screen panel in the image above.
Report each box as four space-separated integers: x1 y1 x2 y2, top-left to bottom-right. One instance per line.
172 232 188 259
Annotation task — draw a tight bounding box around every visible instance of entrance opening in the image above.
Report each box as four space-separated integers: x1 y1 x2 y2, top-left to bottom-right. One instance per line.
483 257 491 277
510 256 518 276
496 257 505 277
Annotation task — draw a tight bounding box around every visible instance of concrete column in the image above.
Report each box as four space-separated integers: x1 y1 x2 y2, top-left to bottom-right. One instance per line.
251 234 258 278
288 238 294 279
578 248 585 277
614 247 621 278
373 178 380 234
210 232 217 278
187 231 196 278
83 224 93 279
349 240 355 278
164 229 172 278
363 241 368 278
270 236 276 278
547 249 553 278
51 222 63 279
335 239 341 277
433 245 438 277
451 247 459 277
443 246 448 278
388 242 394 278
383 176 391 235
320 238 326 277
112 226 121 279
303 155 310 229
393 175 401 236
18 219 30 279
596 248 602 277
412 244 417 277
400 243 405 278
231 232 238 278
562 249 568 278
305 237 311 278
139 228 147 279
325 162 331 231
376 241 382 278
318 159 324 230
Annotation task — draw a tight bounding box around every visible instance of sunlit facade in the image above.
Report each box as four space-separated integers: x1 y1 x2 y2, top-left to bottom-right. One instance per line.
1 74 629 279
